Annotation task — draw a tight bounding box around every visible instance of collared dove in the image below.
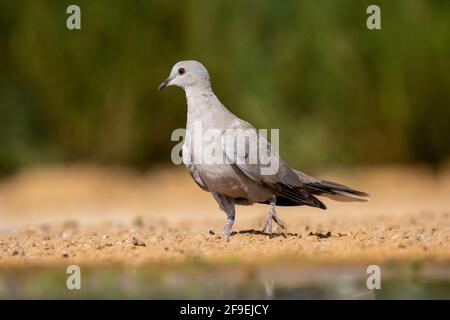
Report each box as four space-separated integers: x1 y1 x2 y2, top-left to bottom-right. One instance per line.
159 60 369 238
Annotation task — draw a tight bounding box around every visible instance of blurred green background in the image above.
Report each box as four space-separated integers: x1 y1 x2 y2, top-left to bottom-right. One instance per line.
0 0 449 174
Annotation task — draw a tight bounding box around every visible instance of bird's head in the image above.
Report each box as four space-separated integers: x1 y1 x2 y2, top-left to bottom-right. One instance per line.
159 60 211 91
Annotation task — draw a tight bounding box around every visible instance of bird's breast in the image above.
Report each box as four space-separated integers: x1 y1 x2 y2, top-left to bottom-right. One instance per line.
196 163 273 203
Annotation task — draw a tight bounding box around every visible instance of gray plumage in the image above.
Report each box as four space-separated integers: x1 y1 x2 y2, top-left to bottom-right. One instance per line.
159 60 369 237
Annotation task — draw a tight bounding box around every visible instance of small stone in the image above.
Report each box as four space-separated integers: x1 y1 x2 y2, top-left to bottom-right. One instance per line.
132 237 146 247
133 216 144 228
61 230 73 238
62 252 69 258
155 234 164 241
209 230 215 235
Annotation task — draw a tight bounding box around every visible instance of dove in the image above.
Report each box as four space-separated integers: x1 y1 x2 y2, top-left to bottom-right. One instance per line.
159 60 369 238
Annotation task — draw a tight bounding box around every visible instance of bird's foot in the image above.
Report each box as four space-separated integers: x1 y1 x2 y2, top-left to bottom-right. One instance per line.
261 209 287 238
220 229 231 239
261 213 273 238
220 218 234 239
273 214 288 235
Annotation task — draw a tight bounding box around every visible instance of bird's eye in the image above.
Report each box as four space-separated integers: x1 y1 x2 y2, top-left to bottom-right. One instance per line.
178 68 185 75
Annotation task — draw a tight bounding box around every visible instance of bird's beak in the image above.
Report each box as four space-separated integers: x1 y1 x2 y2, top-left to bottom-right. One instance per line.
158 77 172 90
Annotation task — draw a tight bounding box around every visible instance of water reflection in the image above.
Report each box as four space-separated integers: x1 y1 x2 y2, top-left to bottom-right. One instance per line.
0 263 449 299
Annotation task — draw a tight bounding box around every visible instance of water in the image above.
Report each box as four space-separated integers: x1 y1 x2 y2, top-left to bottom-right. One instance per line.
0 262 449 299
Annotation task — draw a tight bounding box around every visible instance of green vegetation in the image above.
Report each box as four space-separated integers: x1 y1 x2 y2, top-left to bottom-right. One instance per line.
0 0 449 173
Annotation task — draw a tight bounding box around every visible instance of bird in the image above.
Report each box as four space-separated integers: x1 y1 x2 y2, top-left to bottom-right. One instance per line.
159 60 369 238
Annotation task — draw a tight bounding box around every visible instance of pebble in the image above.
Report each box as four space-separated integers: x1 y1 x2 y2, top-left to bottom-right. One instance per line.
132 237 146 247
61 230 73 238
133 216 144 228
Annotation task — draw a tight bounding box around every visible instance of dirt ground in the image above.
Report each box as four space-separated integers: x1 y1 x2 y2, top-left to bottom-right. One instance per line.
0 165 449 267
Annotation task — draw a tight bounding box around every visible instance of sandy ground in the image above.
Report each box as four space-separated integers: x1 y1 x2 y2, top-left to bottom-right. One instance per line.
0 165 449 267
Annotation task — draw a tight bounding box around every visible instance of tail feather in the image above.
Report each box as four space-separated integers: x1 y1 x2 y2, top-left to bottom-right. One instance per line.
278 184 327 209
305 180 369 202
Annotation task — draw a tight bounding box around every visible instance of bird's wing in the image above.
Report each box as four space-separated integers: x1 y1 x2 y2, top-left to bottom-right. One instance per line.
183 143 209 191
221 118 300 187
221 118 325 208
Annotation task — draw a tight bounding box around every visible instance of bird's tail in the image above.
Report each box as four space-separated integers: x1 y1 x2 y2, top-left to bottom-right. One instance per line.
304 180 370 202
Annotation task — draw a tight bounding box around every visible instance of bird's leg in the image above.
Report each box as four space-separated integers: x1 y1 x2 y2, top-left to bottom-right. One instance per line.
261 198 275 237
262 197 287 237
221 208 235 238
273 210 287 233
212 192 236 238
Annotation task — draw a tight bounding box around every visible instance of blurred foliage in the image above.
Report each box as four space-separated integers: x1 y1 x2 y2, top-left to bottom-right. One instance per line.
0 0 449 173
